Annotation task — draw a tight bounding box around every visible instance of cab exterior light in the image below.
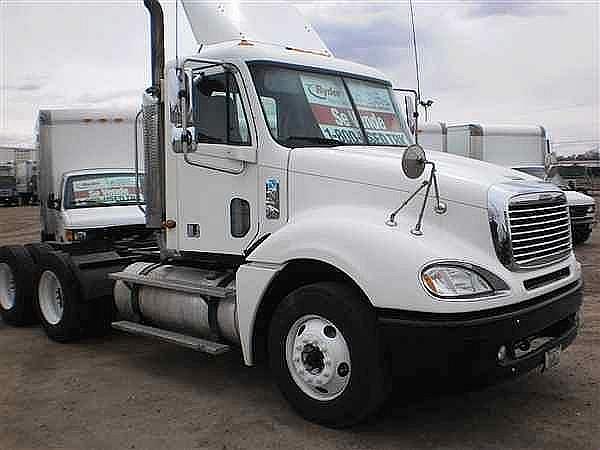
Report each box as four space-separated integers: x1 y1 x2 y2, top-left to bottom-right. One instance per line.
421 265 495 299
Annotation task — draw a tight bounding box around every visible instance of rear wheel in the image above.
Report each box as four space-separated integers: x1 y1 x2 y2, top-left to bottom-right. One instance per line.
0 246 36 325
36 251 84 342
268 282 390 428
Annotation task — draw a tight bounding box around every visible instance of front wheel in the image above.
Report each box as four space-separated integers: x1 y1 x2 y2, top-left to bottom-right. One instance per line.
268 282 390 427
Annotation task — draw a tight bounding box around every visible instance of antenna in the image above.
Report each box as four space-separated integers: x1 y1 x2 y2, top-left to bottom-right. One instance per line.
408 0 421 105
175 0 179 65
408 0 434 122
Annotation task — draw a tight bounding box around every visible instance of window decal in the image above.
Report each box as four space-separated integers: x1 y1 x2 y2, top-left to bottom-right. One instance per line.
300 74 364 144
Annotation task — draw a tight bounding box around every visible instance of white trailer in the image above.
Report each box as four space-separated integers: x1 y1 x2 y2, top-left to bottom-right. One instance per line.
417 121 447 153
418 123 596 244
0 2 585 427
37 108 148 243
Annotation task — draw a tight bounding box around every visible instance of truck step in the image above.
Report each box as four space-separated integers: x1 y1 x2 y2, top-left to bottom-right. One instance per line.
112 321 231 355
109 271 234 298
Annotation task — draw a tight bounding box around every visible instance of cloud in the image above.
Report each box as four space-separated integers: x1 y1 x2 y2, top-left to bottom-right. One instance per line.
467 2 562 18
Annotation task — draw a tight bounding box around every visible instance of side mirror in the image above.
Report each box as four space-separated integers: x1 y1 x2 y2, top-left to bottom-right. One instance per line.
47 193 61 210
545 152 559 179
402 144 427 179
168 67 196 154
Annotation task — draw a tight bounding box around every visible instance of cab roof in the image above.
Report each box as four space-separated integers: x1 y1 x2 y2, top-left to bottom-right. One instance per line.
176 41 392 85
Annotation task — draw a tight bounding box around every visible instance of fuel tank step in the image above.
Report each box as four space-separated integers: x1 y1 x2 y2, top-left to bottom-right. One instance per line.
112 321 232 355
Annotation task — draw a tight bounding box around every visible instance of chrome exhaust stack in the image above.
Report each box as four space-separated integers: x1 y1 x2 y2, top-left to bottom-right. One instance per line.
142 0 166 231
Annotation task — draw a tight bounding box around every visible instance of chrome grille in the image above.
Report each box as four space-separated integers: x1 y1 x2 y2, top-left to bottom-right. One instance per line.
508 196 571 269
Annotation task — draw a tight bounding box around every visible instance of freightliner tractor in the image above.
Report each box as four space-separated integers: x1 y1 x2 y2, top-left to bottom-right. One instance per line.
0 3 584 427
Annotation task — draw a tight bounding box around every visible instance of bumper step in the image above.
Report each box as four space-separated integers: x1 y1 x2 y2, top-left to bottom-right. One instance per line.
112 321 231 355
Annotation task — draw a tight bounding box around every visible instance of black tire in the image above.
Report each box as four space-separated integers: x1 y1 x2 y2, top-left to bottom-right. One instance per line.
0 246 37 326
24 243 55 265
268 282 390 428
36 251 84 342
572 228 592 245
40 232 55 243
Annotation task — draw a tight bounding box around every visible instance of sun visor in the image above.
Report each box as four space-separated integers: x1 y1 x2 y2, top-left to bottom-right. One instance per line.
181 2 332 56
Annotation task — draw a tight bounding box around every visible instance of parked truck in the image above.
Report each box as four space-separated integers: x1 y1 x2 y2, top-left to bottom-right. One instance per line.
419 123 596 244
0 161 18 206
15 160 38 205
37 108 150 243
0 3 584 427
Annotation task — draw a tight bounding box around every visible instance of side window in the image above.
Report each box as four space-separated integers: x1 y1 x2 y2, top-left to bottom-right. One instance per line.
260 96 278 137
192 72 251 146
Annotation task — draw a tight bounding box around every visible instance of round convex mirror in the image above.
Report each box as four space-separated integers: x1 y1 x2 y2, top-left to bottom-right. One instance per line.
402 144 427 179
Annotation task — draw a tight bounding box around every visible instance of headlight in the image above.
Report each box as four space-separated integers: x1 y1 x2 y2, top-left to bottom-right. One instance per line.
421 265 496 299
64 229 87 242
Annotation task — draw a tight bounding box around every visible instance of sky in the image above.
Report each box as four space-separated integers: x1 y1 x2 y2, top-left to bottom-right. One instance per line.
0 0 598 154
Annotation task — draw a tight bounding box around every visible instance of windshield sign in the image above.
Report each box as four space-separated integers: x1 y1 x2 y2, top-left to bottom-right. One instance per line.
300 74 364 145
346 79 409 146
65 174 144 209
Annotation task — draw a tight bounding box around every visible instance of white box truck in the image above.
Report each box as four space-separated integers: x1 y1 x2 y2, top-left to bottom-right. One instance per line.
0 2 584 427
419 123 596 244
37 108 150 243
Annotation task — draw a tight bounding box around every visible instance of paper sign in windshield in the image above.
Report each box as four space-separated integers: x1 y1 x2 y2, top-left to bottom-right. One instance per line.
346 80 409 146
300 74 364 144
72 176 140 204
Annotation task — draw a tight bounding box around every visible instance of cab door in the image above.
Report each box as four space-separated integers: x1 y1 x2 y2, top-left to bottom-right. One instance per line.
172 68 259 255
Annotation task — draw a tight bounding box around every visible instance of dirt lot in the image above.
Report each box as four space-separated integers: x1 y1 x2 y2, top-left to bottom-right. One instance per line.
0 206 598 450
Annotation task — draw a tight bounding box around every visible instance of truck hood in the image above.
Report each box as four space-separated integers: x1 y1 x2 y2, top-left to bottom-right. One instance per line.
62 205 146 230
564 189 596 206
290 146 553 208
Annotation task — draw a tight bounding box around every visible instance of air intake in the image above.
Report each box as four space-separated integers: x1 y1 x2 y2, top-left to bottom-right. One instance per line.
142 92 164 229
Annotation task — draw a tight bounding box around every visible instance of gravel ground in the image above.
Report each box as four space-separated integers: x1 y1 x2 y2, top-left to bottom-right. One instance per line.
0 205 598 450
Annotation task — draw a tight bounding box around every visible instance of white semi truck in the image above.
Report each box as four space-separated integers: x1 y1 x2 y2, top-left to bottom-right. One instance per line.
419 123 596 244
0 3 584 427
37 108 150 243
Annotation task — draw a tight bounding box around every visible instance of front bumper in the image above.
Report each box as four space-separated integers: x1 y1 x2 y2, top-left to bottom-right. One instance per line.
377 279 583 379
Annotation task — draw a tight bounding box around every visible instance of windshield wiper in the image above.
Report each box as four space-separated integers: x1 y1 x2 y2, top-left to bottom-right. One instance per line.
283 136 347 148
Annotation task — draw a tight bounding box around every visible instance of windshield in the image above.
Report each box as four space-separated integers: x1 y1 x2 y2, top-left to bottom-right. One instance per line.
64 173 145 209
0 176 16 189
249 64 412 148
513 166 547 179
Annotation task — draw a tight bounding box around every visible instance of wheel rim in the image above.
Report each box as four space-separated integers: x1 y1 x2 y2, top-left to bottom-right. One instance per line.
285 314 352 402
38 270 64 325
0 263 16 310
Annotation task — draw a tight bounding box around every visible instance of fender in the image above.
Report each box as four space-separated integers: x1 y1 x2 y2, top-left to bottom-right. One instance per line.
238 203 581 364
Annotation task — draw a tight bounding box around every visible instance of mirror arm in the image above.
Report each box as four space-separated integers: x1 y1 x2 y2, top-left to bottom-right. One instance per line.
386 180 429 227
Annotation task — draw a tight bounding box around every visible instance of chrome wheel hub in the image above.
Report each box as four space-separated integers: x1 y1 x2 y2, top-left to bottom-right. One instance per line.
0 263 16 310
38 270 64 325
285 315 351 401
